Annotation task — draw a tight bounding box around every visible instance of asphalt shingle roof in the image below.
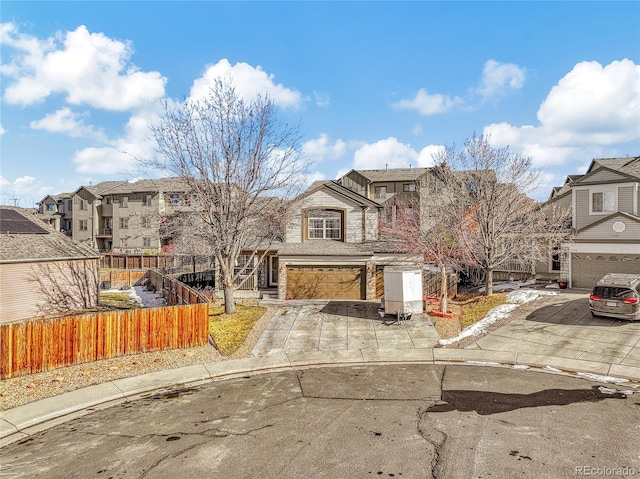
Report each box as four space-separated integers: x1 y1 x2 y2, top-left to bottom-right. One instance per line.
0 207 99 263
354 168 431 182
591 157 640 180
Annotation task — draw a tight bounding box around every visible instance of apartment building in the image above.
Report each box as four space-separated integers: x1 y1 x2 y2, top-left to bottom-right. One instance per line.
38 178 196 253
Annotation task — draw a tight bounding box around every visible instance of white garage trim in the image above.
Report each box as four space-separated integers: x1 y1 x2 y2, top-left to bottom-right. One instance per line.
565 243 640 254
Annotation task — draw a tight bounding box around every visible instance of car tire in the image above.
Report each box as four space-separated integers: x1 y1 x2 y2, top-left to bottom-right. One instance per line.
591 312 598 318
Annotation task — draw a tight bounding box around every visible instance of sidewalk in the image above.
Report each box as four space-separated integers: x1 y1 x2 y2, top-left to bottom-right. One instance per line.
2 293 640 446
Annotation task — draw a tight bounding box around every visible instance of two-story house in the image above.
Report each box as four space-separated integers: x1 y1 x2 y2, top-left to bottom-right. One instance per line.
38 178 196 253
273 180 422 300
550 157 640 288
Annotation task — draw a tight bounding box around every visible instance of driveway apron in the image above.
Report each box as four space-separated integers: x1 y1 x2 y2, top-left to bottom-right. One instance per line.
252 300 441 355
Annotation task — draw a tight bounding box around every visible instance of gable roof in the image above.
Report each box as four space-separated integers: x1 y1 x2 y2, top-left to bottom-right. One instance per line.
302 180 382 208
576 210 640 234
582 156 640 181
0 207 99 263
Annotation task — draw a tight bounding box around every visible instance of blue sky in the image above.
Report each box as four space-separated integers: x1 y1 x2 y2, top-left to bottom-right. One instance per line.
1 1 639 206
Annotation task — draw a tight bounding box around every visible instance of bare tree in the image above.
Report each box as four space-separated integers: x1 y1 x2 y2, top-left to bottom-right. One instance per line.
379 186 467 313
434 135 572 296
149 80 308 313
160 212 216 275
31 259 99 316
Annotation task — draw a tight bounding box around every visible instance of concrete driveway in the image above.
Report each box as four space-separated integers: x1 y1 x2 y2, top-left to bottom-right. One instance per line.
469 291 640 370
254 292 640 372
252 300 440 355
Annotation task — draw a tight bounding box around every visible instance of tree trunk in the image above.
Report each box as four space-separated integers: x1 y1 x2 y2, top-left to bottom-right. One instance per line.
484 268 493 296
440 266 448 313
223 284 236 314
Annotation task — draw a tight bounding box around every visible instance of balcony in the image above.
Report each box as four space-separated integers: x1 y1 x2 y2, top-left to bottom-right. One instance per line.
96 228 113 238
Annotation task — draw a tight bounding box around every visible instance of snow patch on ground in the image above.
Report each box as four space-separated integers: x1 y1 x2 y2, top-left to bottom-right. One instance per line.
102 286 166 308
438 288 558 346
598 386 638 397
478 279 536 293
577 372 631 385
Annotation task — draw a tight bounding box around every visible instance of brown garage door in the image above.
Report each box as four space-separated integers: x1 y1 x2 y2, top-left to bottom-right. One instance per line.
572 254 640 288
286 266 364 300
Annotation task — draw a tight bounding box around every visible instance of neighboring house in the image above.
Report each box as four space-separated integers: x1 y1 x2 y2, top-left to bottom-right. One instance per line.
562 157 640 287
0 207 100 324
38 178 197 253
273 180 422 300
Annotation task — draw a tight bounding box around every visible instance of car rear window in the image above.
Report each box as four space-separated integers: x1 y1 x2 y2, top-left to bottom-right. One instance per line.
592 286 637 300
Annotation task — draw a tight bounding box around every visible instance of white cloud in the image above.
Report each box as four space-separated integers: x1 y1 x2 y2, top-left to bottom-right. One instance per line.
353 137 444 169
313 91 331 107
394 60 526 116
412 123 423 136
0 175 50 206
72 107 160 174
474 59 526 102
393 88 463 116
189 59 302 109
302 134 346 163
0 124 4 135
484 59 640 166
1 23 166 110
29 107 107 141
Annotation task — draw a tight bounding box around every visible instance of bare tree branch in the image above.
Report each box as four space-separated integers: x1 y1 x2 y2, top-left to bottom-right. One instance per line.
31 260 99 316
146 79 310 313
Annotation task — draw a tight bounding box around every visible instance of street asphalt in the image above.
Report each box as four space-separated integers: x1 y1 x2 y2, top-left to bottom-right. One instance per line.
1 288 640 477
1 364 639 478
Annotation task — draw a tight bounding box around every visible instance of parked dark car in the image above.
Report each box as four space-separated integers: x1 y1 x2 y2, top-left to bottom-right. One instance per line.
589 273 640 321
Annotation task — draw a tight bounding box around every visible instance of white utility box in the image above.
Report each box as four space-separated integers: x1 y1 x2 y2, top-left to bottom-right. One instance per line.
382 266 423 320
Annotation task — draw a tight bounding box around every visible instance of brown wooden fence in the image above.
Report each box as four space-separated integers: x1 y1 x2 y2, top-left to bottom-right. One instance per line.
0 303 209 379
423 271 458 299
99 270 147 289
100 254 172 270
146 270 209 305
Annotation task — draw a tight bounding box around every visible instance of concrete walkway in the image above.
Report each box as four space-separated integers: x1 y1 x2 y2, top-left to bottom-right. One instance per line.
2 290 640 447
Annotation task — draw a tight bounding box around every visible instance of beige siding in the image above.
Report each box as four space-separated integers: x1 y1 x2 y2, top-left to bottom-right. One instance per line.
554 193 572 211
285 189 366 243
574 189 590 229
341 171 368 196
576 217 640 242
364 208 379 241
581 169 628 183
0 259 99 324
619 186 634 214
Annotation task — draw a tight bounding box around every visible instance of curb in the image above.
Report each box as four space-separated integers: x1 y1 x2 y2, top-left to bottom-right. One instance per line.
2 349 639 446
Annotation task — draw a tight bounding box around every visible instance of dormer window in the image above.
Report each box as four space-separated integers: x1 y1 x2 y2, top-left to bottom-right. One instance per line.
591 190 616 214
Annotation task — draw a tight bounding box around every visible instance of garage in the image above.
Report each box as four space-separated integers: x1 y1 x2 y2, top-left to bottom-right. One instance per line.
572 253 640 288
286 266 364 300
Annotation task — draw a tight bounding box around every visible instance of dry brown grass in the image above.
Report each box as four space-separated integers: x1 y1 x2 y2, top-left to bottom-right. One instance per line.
208 304 266 356
427 292 508 339
99 291 141 309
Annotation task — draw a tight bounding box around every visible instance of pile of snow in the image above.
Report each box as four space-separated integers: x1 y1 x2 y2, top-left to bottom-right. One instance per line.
438 288 557 346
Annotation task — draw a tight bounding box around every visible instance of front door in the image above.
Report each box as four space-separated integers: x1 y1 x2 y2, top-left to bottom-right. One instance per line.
269 256 279 287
